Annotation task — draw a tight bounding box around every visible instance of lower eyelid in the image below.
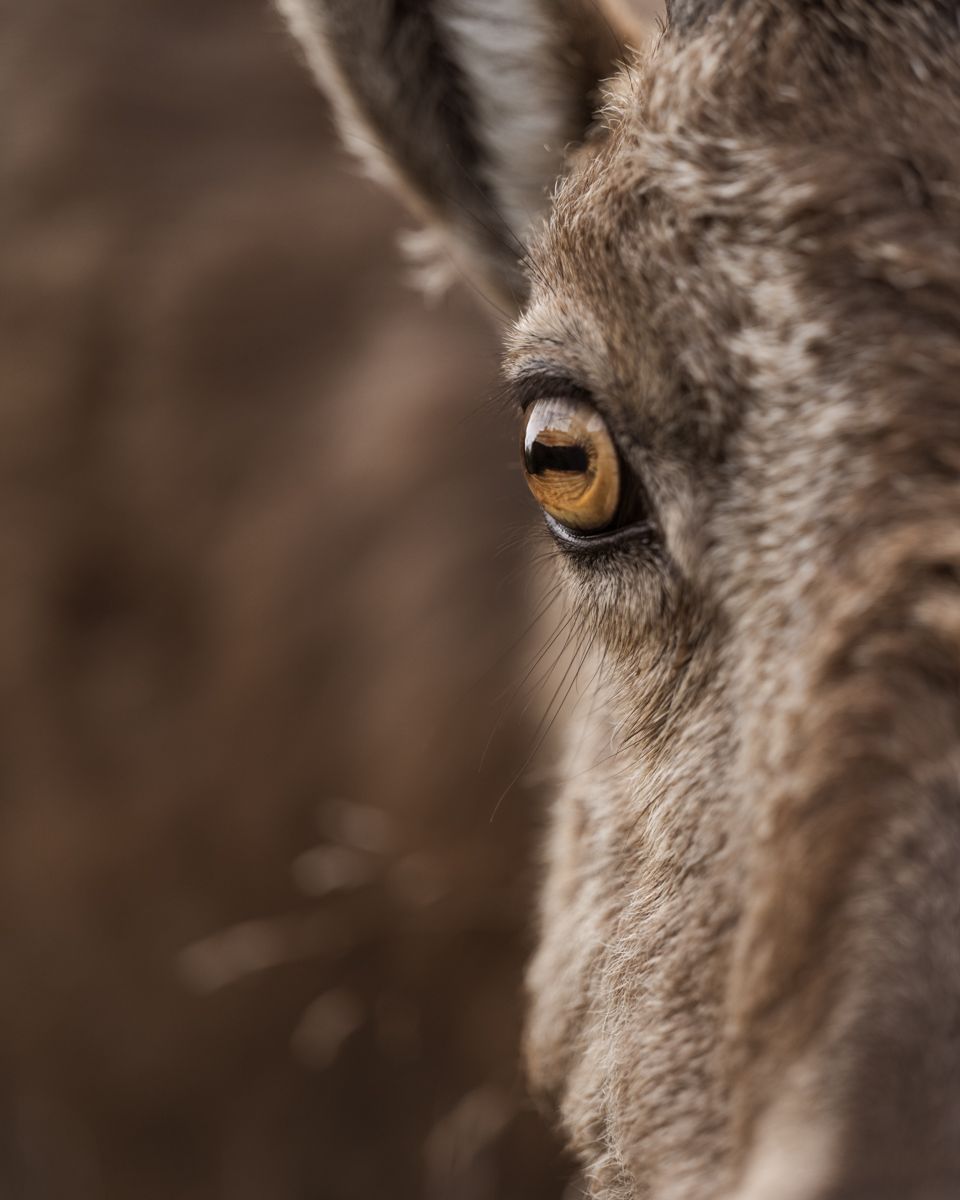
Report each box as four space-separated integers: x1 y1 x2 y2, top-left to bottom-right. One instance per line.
544 513 659 555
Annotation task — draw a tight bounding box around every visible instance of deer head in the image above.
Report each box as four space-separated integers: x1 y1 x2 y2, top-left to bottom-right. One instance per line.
277 2 960 1196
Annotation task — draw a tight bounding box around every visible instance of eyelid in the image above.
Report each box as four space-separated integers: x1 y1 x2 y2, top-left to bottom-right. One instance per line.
508 368 595 414
545 511 659 553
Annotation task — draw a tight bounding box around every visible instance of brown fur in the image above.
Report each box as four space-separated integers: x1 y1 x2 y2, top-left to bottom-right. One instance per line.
282 2 960 1196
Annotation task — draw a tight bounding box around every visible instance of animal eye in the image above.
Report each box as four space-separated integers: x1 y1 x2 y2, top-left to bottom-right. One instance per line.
522 397 621 535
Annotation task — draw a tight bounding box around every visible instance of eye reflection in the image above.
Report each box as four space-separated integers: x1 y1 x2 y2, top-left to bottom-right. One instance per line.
521 397 621 534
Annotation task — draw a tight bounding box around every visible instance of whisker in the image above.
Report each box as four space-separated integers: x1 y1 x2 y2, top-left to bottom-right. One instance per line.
489 624 597 822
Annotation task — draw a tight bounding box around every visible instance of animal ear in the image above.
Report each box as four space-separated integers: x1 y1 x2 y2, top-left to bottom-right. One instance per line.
276 0 637 310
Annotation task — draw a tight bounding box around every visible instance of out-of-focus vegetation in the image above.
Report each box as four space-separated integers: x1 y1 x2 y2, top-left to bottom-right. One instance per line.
2 1 570 1195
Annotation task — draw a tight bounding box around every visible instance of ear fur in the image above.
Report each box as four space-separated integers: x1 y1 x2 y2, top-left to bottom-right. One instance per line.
276 0 632 310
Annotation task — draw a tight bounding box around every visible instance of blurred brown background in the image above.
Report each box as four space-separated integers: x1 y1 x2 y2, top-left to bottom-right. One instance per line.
1 1 575 1196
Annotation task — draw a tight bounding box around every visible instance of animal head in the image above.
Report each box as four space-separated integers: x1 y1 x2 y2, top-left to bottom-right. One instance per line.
278 2 960 1196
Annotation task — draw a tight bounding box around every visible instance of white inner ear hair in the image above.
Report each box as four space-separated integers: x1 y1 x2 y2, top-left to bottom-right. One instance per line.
437 0 589 245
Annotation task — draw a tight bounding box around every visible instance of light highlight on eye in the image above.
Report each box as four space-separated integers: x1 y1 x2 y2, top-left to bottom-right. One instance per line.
521 397 621 534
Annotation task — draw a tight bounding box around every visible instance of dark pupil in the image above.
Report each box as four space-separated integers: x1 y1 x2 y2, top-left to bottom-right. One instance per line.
527 440 589 476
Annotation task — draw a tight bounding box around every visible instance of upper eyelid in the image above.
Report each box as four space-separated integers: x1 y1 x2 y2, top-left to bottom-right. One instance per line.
509 369 625 446
507 367 596 413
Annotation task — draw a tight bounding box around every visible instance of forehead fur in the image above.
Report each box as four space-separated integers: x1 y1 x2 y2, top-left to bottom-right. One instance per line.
521 1 960 411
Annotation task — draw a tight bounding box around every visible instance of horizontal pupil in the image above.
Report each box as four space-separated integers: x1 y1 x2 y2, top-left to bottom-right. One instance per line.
528 440 589 476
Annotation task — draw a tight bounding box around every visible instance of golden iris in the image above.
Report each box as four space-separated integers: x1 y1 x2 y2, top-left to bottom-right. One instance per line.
521 397 621 534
